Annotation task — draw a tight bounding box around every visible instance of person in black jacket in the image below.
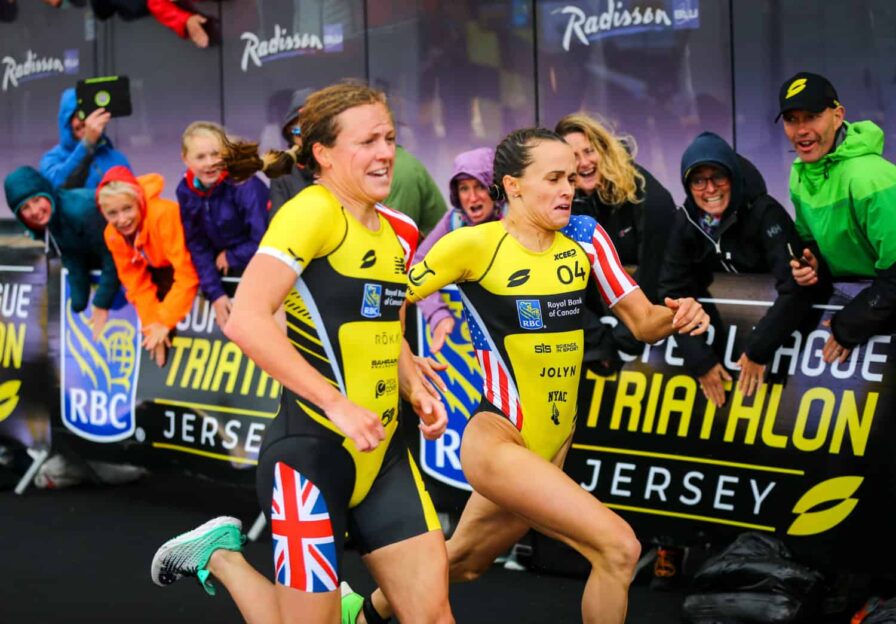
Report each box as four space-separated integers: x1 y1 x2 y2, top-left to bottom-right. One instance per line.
556 113 677 365
268 88 315 217
556 113 675 301
659 131 826 407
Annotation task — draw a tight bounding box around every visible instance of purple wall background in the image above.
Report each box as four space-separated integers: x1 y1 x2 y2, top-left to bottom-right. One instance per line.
2 0 896 218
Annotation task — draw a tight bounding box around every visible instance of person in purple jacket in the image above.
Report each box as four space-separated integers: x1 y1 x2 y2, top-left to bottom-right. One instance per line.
176 121 269 330
416 147 504 352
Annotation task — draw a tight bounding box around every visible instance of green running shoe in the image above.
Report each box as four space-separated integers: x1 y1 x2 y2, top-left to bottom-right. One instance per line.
341 581 364 624
151 516 245 596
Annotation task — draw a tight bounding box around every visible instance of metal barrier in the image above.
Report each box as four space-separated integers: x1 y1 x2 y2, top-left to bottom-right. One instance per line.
1 248 892 570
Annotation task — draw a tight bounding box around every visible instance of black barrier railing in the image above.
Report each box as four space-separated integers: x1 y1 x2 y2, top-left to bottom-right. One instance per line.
1 248 892 572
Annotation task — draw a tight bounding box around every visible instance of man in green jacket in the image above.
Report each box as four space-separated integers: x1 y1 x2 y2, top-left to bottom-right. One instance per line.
780 72 896 363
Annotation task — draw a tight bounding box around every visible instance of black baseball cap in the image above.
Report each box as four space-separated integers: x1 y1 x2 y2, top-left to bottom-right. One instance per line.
280 87 314 143
776 72 840 122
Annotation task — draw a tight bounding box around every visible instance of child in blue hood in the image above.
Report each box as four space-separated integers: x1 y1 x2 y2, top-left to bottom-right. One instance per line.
3 166 120 339
39 88 131 190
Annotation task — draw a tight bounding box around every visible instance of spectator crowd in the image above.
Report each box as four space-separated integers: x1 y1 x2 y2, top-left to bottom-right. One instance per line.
5 71 896 402
3 7 896 614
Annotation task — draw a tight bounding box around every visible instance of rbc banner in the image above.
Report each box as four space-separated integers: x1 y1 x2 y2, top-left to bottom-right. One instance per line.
60 269 140 443
0 239 51 450
416 287 483 491
135 281 278 477
56 275 277 480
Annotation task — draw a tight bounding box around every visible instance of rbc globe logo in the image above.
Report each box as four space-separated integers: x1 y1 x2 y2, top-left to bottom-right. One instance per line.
60 271 139 442
516 299 544 330
361 283 382 319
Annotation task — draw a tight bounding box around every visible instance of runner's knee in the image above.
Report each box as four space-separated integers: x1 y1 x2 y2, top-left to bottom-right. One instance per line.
581 522 641 579
447 544 492 583
394 597 454 624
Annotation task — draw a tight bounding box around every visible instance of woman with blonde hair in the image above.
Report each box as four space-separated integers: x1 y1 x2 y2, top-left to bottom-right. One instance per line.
176 121 269 331
555 113 677 362
555 113 675 305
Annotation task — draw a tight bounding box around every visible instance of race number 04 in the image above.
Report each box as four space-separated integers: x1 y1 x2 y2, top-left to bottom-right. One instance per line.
557 260 586 285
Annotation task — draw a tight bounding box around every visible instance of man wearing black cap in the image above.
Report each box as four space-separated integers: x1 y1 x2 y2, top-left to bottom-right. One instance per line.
268 88 316 217
779 71 896 363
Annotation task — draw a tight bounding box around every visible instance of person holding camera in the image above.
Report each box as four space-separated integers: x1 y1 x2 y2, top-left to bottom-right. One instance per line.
779 72 896 363
39 88 131 190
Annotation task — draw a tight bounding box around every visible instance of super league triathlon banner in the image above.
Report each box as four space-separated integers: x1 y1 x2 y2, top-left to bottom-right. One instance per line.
58 275 277 480
139 285 278 475
567 274 896 570
0 240 51 450
53 265 896 566
419 274 896 569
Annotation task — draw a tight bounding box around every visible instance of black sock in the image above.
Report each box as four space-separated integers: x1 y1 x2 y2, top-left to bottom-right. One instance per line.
362 595 391 624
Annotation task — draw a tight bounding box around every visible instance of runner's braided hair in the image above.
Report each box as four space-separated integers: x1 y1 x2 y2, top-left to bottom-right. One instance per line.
220 137 299 183
219 81 390 183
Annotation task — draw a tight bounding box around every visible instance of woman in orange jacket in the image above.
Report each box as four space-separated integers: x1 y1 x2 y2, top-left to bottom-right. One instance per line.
96 166 199 366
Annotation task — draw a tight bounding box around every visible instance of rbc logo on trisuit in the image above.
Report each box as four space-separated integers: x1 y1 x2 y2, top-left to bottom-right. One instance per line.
361 283 382 319
516 300 544 330
60 271 139 443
